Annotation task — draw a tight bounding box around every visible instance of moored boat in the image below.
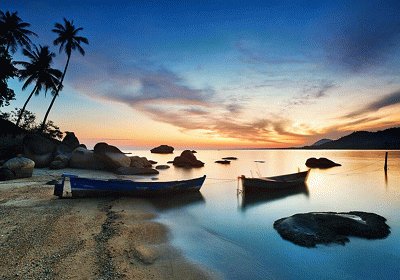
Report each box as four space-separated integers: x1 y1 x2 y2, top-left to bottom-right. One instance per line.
240 170 310 193
54 174 206 197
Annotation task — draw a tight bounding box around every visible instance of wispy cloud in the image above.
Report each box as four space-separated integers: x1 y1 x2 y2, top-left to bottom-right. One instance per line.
345 90 400 118
285 81 336 107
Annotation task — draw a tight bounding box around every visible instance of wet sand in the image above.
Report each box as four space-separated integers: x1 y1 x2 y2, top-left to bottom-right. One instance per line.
0 169 215 279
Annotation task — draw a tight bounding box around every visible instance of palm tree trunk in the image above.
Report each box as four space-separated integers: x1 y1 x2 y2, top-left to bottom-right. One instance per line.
16 85 38 127
40 54 71 132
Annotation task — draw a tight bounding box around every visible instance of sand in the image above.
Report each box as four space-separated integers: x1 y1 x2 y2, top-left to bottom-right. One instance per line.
0 169 215 279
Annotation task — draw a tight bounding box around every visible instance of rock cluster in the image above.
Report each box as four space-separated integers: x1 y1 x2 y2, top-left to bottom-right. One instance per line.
173 150 204 168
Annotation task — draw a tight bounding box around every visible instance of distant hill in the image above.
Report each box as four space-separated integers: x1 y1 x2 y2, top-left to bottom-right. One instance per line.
311 138 333 147
303 127 400 149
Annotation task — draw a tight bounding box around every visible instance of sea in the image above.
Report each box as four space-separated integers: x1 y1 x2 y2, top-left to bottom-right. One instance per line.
126 149 400 280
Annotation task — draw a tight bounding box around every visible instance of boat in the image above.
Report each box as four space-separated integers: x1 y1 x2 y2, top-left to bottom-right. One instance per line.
54 174 206 197
240 170 310 193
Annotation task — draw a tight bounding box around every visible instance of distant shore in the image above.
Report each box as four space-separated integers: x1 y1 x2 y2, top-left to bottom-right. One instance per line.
0 168 215 279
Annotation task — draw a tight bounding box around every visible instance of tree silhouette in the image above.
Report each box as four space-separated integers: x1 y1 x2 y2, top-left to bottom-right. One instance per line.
40 18 88 131
0 10 37 53
0 45 17 107
15 45 62 127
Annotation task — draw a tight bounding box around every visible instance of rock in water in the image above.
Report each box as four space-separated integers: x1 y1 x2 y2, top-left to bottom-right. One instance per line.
305 157 341 169
150 145 174 154
173 150 204 168
23 134 57 167
3 156 35 179
155 165 170 170
215 160 230 164
115 167 159 175
130 156 153 168
273 211 390 248
94 142 130 170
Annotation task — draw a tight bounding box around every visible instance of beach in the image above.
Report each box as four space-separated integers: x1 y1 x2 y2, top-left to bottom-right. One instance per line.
0 168 215 280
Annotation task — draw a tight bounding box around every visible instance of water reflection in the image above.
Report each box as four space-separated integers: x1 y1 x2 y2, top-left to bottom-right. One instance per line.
238 183 309 211
150 192 205 211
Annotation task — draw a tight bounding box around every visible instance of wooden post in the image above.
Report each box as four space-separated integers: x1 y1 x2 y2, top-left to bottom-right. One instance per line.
384 152 388 172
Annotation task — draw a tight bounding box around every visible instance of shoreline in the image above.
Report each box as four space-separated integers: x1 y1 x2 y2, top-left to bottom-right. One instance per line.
0 168 216 279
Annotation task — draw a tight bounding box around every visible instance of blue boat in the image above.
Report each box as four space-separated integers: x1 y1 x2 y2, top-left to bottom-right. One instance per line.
54 174 206 197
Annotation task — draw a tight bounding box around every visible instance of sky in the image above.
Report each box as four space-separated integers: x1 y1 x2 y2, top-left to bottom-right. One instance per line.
2 0 400 149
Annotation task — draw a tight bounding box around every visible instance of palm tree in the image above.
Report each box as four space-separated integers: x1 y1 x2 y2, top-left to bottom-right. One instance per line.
40 18 88 131
15 45 62 127
0 11 37 53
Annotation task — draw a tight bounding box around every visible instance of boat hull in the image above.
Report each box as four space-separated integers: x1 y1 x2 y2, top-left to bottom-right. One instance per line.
55 175 206 197
242 170 309 193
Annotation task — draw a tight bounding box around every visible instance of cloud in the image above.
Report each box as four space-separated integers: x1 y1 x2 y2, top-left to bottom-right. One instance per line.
285 81 336 107
324 1 400 72
345 90 400 118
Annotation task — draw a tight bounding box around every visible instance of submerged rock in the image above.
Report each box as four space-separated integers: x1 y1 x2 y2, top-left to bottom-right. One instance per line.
150 145 174 154
273 211 390 248
172 150 204 168
305 157 341 169
215 160 230 164
222 157 237 160
155 165 170 170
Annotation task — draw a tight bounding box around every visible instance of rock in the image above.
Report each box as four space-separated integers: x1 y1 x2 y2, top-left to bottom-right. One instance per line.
114 167 159 175
150 145 174 154
167 161 174 164
148 160 157 165
273 211 390 248
0 167 15 181
94 142 130 170
69 147 105 170
173 150 204 168
130 156 153 168
132 245 160 264
61 132 80 150
222 157 237 160
49 153 70 169
155 165 170 170
215 160 230 164
23 134 57 167
305 157 341 169
3 156 35 179
191 150 197 153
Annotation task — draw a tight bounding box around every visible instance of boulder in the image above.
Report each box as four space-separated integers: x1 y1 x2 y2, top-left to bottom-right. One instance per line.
173 150 204 168
23 134 57 167
69 147 105 170
49 153 70 169
114 166 159 175
0 167 15 181
305 157 341 169
150 145 174 154
94 142 130 170
155 165 170 170
3 156 35 179
61 132 80 150
130 156 153 168
273 211 390 248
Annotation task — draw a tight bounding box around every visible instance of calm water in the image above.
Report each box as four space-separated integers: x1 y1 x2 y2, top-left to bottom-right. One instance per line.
128 150 400 280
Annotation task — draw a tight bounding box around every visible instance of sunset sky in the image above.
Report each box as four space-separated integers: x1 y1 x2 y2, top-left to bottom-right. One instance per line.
3 0 400 149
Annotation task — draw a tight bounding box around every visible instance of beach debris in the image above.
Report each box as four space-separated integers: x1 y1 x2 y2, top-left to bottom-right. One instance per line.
305 157 341 169
150 145 174 154
3 155 34 179
69 147 105 170
173 150 204 168
222 157 237 160
215 160 230 164
23 134 57 167
274 211 390 248
155 165 170 170
94 142 131 170
115 166 159 175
